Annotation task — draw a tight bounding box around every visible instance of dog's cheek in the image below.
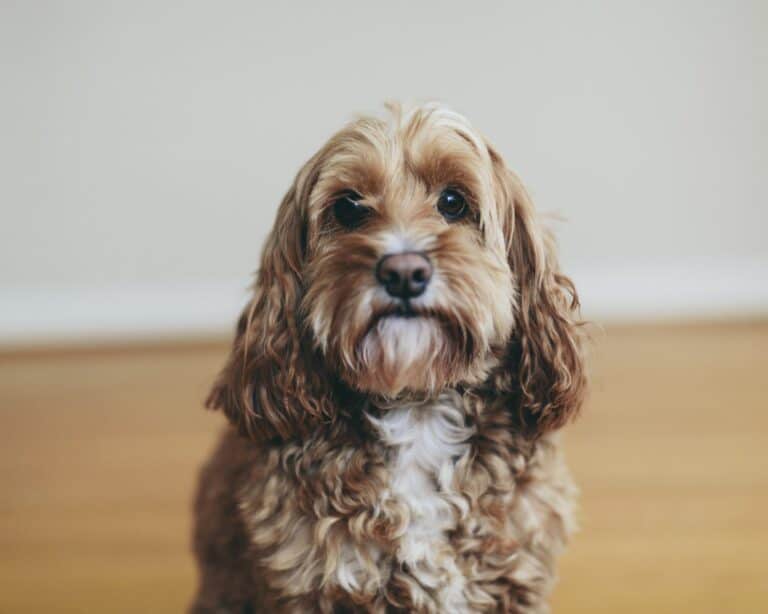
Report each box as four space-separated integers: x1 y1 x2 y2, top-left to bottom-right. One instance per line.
305 267 375 372
435 245 514 349
479 260 515 343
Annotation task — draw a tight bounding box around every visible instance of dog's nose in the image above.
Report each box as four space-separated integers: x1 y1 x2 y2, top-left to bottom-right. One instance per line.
375 252 433 299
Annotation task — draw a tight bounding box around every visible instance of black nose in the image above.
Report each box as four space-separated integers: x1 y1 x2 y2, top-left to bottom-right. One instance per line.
375 252 433 299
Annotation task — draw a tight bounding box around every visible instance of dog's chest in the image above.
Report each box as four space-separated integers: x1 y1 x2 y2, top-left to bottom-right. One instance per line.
366 394 475 610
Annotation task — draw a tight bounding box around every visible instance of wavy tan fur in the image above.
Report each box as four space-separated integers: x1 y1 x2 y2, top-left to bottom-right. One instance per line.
192 102 587 613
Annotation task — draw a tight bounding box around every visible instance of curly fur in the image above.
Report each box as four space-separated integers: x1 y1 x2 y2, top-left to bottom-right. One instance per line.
192 102 587 613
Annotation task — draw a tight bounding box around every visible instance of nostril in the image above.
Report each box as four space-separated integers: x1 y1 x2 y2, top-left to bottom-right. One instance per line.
411 268 425 283
386 270 401 285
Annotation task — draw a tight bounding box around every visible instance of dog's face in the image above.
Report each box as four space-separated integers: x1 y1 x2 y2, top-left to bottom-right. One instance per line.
302 108 514 397
207 104 586 441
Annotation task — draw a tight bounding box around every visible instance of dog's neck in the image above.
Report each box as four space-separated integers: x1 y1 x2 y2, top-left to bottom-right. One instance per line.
365 386 467 413
366 391 473 461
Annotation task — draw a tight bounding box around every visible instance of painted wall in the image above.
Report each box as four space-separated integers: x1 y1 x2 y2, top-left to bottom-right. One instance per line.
2 1 766 342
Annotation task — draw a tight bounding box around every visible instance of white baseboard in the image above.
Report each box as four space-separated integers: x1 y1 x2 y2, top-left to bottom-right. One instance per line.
570 258 768 322
1 259 766 346
0 280 251 346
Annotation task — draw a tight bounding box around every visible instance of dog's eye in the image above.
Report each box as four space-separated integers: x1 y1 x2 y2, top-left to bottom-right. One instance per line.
437 188 468 221
333 192 371 229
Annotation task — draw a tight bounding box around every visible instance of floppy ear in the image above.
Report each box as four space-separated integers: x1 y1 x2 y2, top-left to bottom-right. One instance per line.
489 148 587 436
205 161 339 442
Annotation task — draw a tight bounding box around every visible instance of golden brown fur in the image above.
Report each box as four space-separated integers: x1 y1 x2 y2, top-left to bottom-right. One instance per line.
192 103 587 613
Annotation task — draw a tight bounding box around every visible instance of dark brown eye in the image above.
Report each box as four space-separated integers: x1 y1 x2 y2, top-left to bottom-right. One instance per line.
333 192 371 229
437 188 468 221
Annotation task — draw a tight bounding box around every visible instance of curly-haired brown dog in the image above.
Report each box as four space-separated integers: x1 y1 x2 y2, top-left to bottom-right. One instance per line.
191 103 587 613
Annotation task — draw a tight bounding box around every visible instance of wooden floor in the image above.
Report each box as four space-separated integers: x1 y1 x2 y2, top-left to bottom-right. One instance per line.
1 322 766 613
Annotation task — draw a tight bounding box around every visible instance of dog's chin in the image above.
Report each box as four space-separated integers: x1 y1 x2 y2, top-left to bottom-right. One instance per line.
345 312 468 398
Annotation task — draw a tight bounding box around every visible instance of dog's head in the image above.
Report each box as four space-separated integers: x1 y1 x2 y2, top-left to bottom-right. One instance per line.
207 103 586 441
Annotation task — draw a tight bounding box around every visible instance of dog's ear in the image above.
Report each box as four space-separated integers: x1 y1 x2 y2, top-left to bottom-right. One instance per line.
205 157 338 442
488 146 587 436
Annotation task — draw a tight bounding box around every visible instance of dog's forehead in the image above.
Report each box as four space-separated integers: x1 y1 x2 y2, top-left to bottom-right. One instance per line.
314 106 490 201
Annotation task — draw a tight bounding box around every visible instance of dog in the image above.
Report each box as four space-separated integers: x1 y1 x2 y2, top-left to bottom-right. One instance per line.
191 102 587 613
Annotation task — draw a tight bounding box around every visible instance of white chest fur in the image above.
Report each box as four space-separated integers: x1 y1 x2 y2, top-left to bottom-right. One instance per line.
367 392 476 612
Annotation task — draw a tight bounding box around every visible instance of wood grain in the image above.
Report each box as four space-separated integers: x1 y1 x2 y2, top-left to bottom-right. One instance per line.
1 323 766 613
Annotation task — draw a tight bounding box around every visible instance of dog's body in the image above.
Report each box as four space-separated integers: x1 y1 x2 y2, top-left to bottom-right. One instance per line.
191 103 586 613
193 397 575 613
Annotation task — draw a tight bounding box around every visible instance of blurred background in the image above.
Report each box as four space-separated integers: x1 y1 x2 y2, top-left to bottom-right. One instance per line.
1 1 766 612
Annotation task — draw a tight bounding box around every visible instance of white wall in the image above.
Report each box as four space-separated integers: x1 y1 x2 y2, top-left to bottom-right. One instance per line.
2 1 766 343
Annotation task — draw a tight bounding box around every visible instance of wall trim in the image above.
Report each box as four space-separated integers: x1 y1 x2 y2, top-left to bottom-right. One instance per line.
0 280 250 346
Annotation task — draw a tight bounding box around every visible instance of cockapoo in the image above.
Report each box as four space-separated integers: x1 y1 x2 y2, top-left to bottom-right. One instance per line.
191 103 587 613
